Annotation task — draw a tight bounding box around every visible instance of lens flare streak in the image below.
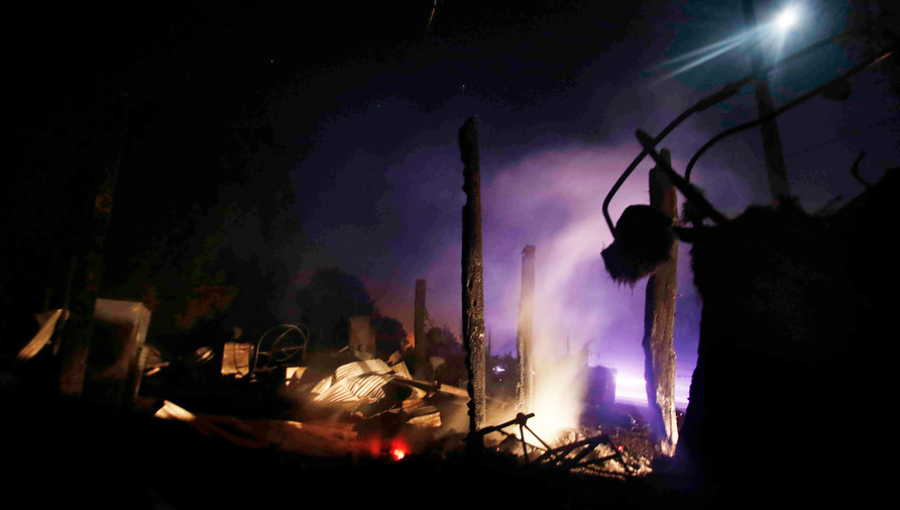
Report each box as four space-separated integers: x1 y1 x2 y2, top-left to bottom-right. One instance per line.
658 28 765 81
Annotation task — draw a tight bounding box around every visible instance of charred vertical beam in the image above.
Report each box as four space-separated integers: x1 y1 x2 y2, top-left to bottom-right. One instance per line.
58 93 130 396
459 117 486 436
414 279 428 379
486 329 492 370
642 148 679 456
516 245 535 413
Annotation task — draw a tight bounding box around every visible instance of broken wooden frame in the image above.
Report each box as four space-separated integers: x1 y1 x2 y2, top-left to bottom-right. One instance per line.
475 412 640 477
531 434 636 477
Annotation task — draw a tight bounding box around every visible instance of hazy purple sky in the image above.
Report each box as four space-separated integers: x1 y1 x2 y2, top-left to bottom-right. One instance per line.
261 1 897 401
5 1 895 409
258 1 900 402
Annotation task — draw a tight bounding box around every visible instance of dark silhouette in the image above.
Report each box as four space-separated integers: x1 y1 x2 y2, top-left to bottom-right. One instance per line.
294 267 374 352
609 169 896 506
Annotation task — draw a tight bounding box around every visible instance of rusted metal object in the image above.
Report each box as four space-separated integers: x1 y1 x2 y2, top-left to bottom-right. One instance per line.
459 116 486 436
532 434 634 476
476 412 542 460
477 412 640 476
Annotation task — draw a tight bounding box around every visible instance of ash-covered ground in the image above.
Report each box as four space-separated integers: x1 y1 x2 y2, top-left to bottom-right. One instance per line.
5 388 699 510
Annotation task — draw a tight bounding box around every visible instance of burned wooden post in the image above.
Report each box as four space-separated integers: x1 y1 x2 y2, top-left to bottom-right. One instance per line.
58 93 130 396
459 117 486 436
82 299 151 413
642 148 679 456
414 279 428 379
349 316 376 359
516 245 535 413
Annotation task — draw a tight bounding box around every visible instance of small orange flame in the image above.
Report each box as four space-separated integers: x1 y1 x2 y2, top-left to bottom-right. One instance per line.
389 438 409 461
390 448 407 461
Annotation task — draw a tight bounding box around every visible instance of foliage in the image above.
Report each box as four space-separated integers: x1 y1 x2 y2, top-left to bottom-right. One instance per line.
373 314 408 355
294 267 374 351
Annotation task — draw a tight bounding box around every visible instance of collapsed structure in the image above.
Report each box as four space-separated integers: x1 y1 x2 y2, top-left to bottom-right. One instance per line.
605 159 895 503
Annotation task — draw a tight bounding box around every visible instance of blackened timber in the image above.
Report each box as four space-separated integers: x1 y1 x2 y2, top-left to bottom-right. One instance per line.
414 279 428 379
642 148 679 456
516 245 535 413
459 117 486 436
58 93 130 396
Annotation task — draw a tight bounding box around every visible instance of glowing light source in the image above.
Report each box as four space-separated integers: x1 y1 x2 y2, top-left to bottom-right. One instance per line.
614 373 648 403
774 6 799 32
390 448 407 461
389 438 409 461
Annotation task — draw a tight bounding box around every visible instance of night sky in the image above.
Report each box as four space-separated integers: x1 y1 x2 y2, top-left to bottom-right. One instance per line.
6 1 898 404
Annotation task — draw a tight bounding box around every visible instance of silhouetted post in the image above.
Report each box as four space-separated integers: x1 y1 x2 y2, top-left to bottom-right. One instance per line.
58 93 130 396
459 117 486 436
414 279 428 379
642 148 679 456
516 245 535 413
742 0 792 202
486 329 493 369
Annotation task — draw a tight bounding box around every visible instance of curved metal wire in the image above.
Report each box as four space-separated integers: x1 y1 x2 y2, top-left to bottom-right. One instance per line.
601 77 750 235
251 323 310 375
601 33 881 237
683 46 895 183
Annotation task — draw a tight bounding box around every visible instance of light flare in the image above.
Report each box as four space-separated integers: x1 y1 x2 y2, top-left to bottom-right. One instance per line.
656 4 803 82
774 6 799 32
657 28 764 82
614 373 650 404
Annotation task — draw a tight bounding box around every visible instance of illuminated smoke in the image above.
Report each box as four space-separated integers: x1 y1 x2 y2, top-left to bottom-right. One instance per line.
479 143 652 441
528 352 589 442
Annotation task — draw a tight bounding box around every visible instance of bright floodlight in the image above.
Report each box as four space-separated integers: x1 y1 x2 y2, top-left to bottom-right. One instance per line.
774 6 800 31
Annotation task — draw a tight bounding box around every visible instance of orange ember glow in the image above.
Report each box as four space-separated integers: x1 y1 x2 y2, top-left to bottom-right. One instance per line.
389 438 409 461
390 448 407 461
363 437 410 460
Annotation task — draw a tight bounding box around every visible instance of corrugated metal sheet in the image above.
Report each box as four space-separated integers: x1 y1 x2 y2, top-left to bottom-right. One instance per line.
312 359 402 404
